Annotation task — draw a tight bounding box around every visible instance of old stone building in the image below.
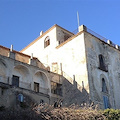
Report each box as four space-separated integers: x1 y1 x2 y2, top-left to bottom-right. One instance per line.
0 24 120 109
0 44 87 108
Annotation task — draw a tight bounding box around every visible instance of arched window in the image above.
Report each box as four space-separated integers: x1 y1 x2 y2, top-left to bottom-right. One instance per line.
102 78 108 93
44 36 50 48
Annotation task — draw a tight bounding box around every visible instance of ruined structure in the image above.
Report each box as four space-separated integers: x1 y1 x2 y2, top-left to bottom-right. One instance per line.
0 24 120 109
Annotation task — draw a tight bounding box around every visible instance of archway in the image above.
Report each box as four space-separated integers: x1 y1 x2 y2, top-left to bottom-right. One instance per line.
0 59 7 83
13 64 30 88
34 71 49 93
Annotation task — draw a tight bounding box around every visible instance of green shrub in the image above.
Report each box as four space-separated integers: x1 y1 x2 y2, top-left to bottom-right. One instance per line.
103 109 120 120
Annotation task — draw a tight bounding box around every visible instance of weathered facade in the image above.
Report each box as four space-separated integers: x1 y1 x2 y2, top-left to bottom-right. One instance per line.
0 46 63 107
1 24 120 109
0 45 88 108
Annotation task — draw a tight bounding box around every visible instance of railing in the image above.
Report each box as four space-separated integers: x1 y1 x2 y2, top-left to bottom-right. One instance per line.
72 27 108 42
0 75 49 94
39 87 49 94
20 81 31 89
43 63 74 84
41 63 74 84
72 27 118 49
62 71 73 84
86 28 118 49
72 28 78 34
98 64 108 72
0 76 9 84
86 28 107 42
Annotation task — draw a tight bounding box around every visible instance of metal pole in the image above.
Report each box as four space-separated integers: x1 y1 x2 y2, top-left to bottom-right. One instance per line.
77 11 80 32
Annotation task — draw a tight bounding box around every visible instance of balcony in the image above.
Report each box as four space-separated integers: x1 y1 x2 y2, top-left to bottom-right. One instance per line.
98 64 108 72
39 87 49 94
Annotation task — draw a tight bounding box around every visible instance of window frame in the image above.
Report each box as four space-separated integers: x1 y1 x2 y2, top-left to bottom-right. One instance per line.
44 36 50 48
98 54 108 72
34 82 39 92
12 75 19 87
102 78 108 93
51 81 62 96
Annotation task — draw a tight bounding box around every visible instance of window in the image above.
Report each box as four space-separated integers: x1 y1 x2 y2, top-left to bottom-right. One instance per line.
51 81 62 96
52 62 58 73
102 78 108 93
44 36 50 48
99 54 108 72
102 78 109 109
34 82 39 92
18 94 24 102
103 95 109 109
12 75 19 87
64 34 71 41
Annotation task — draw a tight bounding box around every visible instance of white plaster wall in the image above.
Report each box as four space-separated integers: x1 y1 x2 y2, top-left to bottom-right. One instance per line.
21 26 89 92
55 33 89 90
22 27 57 66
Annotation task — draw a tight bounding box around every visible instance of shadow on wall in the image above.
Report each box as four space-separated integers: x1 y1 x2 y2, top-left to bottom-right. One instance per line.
62 78 89 106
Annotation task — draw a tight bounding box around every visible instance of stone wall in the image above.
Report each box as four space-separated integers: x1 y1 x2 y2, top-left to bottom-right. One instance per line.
84 31 120 109
0 82 49 108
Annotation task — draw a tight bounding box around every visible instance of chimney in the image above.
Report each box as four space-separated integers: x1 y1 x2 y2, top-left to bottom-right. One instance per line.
78 25 87 32
10 44 13 52
40 31 43 36
8 44 15 59
31 53 33 59
115 45 119 49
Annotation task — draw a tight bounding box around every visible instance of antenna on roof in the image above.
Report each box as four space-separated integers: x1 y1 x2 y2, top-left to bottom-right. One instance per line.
77 11 80 32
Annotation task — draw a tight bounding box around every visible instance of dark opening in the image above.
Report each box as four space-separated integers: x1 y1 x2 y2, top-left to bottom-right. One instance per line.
102 78 108 93
34 82 39 92
40 99 44 104
12 75 19 87
99 54 108 72
51 81 62 96
44 36 50 48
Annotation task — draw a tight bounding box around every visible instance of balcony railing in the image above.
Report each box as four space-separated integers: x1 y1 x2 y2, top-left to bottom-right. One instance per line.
39 87 49 94
0 75 49 94
0 76 9 84
98 64 108 72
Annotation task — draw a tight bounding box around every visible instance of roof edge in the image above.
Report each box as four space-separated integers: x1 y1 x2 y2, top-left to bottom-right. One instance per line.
20 24 74 52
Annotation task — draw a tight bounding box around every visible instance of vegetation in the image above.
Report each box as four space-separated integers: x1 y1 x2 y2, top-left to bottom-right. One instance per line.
0 104 120 120
103 109 120 120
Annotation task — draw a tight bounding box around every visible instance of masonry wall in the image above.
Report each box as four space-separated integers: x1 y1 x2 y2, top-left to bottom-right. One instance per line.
0 52 64 107
84 32 120 109
0 83 50 108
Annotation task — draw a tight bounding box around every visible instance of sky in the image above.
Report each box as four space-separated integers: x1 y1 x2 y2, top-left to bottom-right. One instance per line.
0 0 120 51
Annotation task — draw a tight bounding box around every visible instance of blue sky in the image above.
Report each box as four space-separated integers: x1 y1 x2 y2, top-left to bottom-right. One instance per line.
0 0 120 51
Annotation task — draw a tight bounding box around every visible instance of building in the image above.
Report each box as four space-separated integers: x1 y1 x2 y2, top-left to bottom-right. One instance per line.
0 24 120 109
0 45 63 108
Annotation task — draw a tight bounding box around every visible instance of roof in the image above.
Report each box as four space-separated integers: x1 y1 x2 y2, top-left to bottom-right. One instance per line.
0 44 37 59
20 24 74 52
